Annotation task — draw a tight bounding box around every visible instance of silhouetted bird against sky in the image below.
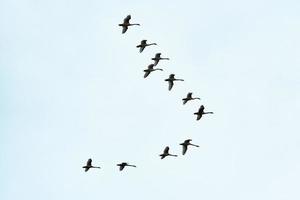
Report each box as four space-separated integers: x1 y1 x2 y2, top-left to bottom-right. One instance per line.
117 162 137 171
165 74 184 91
119 15 140 34
180 139 200 155
182 92 201 105
194 105 214 121
136 40 157 53
82 158 101 172
143 64 163 78
160 146 178 159
151 53 169 66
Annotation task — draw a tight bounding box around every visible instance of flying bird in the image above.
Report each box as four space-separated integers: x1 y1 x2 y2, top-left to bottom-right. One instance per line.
182 92 201 105
165 74 184 91
118 15 140 34
151 53 169 66
117 162 137 171
136 40 157 53
180 139 200 155
82 158 101 172
143 64 163 78
194 105 214 121
159 146 178 159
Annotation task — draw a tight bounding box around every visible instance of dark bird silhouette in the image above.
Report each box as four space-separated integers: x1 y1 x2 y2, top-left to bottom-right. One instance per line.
118 15 140 34
136 40 157 53
180 139 200 155
165 74 184 91
194 105 214 121
151 53 169 66
82 158 101 172
117 162 137 171
143 64 163 78
182 92 201 105
160 146 178 159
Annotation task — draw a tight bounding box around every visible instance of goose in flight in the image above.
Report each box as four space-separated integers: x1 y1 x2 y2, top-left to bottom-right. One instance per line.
194 105 213 121
180 139 199 155
82 158 101 172
136 40 157 53
119 15 140 34
165 74 184 91
182 92 201 105
117 162 137 171
151 53 169 66
143 64 163 78
160 146 178 159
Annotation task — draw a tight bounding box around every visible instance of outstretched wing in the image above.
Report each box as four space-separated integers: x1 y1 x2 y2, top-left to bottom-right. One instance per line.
155 53 161 58
141 40 147 45
119 165 125 171
144 70 151 78
163 146 170 154
139 46 145 53
87 158 92 166
168 81 174 91
182 145 188 155
122 26 128 34
182 98 189 105
196 113 202 120
187 92 192 98
123 15 131 23
153 59 159 66
199 105 204 113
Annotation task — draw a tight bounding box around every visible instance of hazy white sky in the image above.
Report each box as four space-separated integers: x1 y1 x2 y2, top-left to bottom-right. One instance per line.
1 0 300 199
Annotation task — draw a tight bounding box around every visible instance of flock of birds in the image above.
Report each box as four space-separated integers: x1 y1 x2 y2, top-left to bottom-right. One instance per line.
82 15 214 172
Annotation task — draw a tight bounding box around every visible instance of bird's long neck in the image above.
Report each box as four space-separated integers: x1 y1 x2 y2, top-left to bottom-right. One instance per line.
161 58 169 60
130 23 140 26
154 68 163 71
190 144 200 147
175 79 184 81
147 43 156 46
204 112 213 114
169 154 177 157
128 165 136 167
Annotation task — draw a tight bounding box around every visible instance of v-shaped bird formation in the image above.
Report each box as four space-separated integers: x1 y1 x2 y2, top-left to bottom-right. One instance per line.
82 14 214 172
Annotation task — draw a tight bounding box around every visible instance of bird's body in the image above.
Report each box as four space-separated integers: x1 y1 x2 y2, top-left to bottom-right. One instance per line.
165 74 184 91
182 92 201 105
143 64 163 78
82 158 101 172
159 146 178 159
117 162 137 171
194 105 214 120
151 53 169 66
136 40 157 53
180 139 200 155
119 15 140 34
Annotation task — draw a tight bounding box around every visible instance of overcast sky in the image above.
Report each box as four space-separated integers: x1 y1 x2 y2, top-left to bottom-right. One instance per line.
1 0 300 200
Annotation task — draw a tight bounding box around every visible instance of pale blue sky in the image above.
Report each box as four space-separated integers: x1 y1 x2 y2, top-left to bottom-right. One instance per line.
1 0 300 199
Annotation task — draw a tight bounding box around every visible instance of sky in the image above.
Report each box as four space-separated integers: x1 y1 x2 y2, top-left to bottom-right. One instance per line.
1 0 300 199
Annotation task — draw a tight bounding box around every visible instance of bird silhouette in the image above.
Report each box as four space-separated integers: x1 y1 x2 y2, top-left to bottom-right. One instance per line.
180 139 200 155
136 40 157 53
118 15 140 34
160 146 178 159
182 92 201 105
165 74 184 91
117 162 137 171
82 158 101 172
194 105 213 121
151 53 169 66
143 64 163 78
